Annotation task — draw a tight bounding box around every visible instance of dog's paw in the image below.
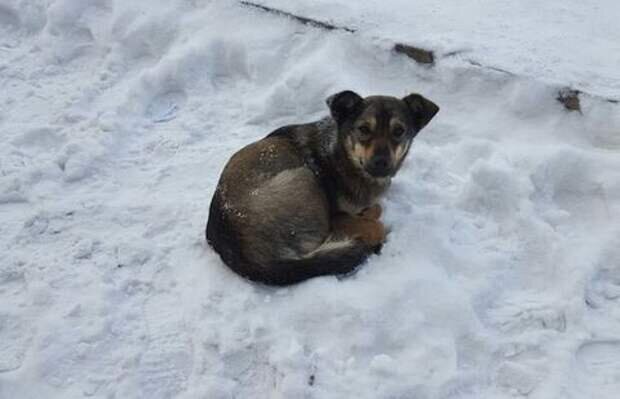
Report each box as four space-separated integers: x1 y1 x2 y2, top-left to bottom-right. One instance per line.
332 212 386 247
372 243 383 255
356 219 387 247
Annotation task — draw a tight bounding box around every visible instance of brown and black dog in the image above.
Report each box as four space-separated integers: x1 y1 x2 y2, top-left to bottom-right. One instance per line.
206 90 439 285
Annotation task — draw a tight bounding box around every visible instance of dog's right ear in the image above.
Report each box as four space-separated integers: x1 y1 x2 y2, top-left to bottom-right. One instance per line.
326 90 363 124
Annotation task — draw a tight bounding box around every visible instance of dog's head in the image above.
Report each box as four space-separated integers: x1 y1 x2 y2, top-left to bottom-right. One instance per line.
327 90 439 178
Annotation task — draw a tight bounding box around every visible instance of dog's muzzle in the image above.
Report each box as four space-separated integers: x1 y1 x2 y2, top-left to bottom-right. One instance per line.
366 154 392 177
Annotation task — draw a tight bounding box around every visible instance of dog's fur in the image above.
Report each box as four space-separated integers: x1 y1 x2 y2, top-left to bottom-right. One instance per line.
206 91 439 285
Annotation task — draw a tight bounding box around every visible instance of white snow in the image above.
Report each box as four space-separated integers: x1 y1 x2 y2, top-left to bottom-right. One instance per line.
251 0 620 100
1 1 619 398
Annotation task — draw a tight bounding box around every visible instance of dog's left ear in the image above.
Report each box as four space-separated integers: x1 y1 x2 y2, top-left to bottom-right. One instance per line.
403 93 439 131
326 90 364 125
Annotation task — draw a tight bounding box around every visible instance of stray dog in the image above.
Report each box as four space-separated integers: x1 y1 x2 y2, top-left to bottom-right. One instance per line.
206 90 439 285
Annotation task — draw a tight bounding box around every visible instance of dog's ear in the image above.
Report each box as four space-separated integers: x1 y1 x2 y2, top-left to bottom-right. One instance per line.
326 90 363 124
403 93 439 131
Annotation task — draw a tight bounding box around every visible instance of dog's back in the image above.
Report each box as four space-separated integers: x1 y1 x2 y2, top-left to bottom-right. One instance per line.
206 127 371 285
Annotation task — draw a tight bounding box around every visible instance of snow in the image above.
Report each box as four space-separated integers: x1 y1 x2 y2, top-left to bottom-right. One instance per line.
0 1 619 398
251 0 620 100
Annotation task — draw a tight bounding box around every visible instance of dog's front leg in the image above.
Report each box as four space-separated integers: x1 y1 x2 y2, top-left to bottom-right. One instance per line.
331 209 386 250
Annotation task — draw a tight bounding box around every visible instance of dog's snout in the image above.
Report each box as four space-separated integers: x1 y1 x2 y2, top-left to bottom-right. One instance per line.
367 154 391 177
370 155 389 170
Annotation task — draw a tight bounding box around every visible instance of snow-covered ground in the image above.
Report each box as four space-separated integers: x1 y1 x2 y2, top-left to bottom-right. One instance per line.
1 1 619 398
251 0 620 100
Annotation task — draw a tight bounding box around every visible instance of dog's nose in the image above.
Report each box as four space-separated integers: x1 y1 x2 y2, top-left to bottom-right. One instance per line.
370 155 389 170
367 155 391 177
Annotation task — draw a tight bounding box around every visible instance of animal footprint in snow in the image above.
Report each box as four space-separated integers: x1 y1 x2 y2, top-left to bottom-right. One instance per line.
138 293 193 398
496 361 542 396
586 271 620 308
145 91 186 123
576 341 620 390
482 296 566 333
585 236 620 309
56 140 104 182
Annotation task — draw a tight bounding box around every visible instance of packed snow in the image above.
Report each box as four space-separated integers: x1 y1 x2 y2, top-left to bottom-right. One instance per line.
1 1 619 398
251 0 620 100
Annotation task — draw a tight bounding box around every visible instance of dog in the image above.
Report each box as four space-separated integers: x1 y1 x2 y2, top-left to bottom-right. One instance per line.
206 90 439 285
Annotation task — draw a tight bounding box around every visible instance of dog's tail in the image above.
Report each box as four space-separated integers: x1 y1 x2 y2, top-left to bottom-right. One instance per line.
261 238 374 286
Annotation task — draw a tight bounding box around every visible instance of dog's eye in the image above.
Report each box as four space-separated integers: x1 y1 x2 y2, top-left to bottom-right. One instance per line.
357 125 372 140
392 126 405 139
